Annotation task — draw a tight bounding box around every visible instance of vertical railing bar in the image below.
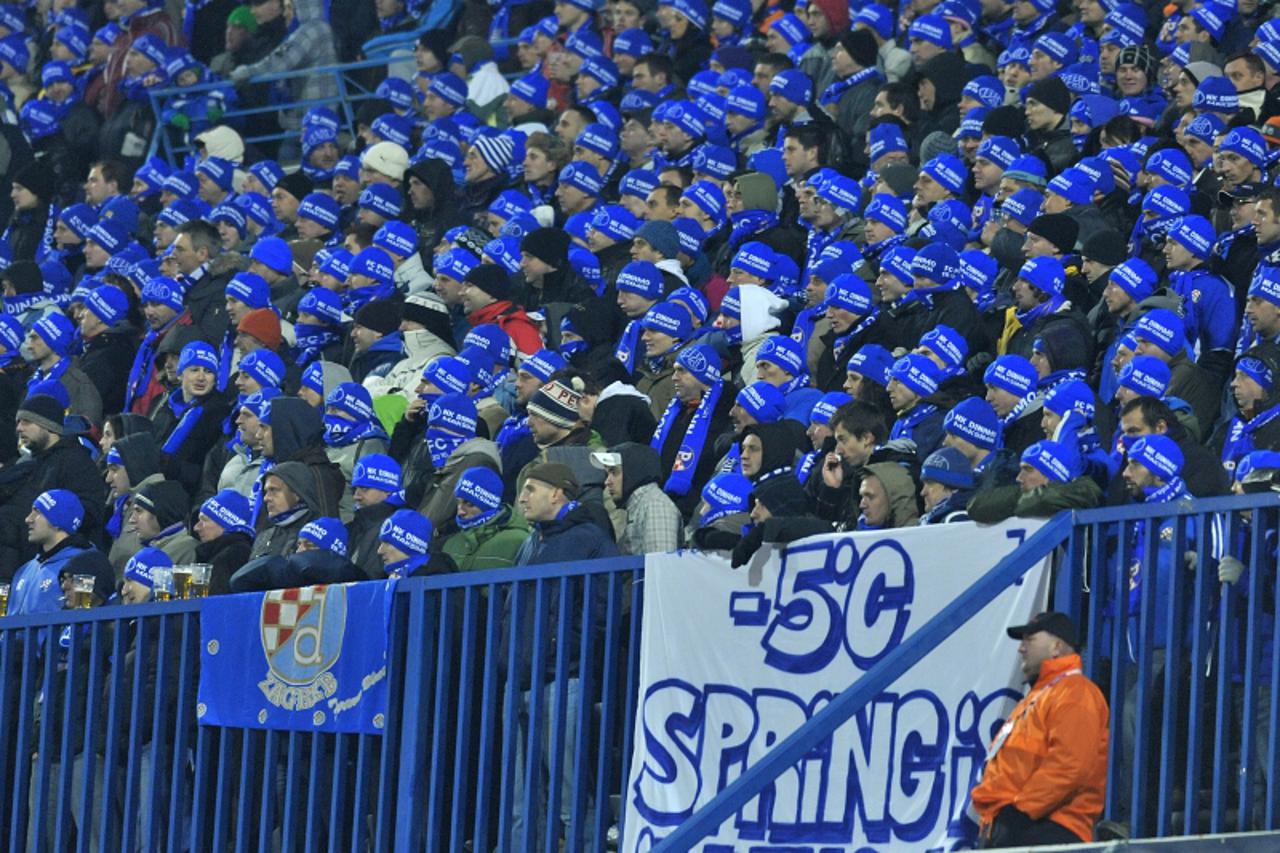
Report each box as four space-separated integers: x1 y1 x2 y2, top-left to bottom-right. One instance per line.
448 586 480 850
544 576 573 853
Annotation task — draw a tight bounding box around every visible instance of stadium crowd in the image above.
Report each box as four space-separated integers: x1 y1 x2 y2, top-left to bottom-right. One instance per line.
0 0 1275 627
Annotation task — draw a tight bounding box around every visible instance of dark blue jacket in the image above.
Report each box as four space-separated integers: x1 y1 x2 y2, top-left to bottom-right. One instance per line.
507 504 618 687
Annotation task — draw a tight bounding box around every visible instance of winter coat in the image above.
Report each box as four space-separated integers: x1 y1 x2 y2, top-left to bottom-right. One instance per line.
416 438 502 530
264 397 345 518
967 476 1103 524
1165 351 1219 438
183 256 239 344
152 388 233 497
504 503 618 688
346 501 398 579
38 359 103 427
194 531 253 595
9 539 90 615
349 334 403 384
0 437 106 569
146 523 199 566
106 471 164 575
76 325 138 417
364 327 455 398
969 653 1108 844
466 299 543 355
441 507 529 571
635 350 679 421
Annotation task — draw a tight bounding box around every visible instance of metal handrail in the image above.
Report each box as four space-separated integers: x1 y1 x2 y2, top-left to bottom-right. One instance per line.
145 58 392 163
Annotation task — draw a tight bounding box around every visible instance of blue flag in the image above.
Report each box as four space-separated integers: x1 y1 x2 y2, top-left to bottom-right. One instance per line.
198 581 394 734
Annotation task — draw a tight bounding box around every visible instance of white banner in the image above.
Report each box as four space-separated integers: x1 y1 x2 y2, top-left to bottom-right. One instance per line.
623 519 1050 852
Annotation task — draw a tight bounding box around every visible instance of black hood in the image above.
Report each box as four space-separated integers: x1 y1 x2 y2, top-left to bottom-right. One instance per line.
743 422 806 481
113 432 161 486
266 396 324 462
611 442 663 503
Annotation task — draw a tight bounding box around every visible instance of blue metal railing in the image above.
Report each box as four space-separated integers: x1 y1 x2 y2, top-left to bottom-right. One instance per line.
0 555 645 852
662 492 1280 849
6 495 1280 850
146 58 393 165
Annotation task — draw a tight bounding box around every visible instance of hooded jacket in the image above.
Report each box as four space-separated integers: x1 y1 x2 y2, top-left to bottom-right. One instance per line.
915 52 968 144
406 159 464 252
967 476 1104 523
733 285 788 386
265 396 344 518
863 460 920 528
504 500 618 688
611 442 683 555
249 460 324 559
105 433 163 573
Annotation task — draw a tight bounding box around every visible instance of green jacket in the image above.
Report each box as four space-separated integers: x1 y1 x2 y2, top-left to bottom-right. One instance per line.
967 477 1103 525
442 508 530 572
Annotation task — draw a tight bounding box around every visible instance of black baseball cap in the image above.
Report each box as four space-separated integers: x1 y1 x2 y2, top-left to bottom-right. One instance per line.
1006 611 1079 649
1218 181 1263 207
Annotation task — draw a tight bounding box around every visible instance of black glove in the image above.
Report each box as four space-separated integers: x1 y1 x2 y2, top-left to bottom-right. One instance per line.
730 524 765 568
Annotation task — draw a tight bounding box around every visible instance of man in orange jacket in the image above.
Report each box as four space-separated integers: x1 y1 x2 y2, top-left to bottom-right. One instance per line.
970 611 1109 848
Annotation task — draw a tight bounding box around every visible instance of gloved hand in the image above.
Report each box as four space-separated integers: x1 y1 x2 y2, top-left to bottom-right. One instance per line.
230 65 252 87
1184 550 1199 572
730 524 765 569
1218 555 1245 584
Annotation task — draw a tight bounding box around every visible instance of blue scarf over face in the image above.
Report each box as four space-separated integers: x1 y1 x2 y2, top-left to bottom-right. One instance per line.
293 323 342 367
890 401 940 442
106 493 128 539
457 503 501 530
323 412 389 448
1014 293 1065 327
651 380 725 496
426 429 467 468
832 311 878 363
1222 401 1280 472
344 281 396 313
820 66 885 106
4 291 45 317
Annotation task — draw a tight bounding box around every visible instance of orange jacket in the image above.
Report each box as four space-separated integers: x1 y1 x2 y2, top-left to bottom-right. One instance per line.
970 653 1109 843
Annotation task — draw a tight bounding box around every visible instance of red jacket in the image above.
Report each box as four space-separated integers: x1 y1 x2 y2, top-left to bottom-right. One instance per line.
98 9 181 117
970 653 1109 843
467 300 543 355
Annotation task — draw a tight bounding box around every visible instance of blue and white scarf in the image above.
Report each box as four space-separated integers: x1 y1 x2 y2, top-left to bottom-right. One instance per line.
651 380 725 496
